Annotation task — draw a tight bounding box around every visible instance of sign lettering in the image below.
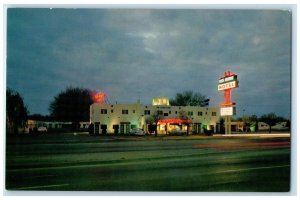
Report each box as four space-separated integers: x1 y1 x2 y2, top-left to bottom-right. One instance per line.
217 80 238 91
218 75 237 84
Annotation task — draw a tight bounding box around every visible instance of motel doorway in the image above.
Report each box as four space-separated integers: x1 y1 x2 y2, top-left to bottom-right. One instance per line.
193 123 202 134
120 122 130 134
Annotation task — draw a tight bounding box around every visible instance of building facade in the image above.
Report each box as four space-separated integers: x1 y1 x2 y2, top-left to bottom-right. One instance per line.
90 98 220 135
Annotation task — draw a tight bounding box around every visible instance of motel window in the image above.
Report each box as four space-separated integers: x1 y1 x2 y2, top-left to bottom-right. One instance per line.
144 110 151 115
122 110 129 114
198 112 202 116
157 110 163 115
101 109 107 114
133 110 135 114
188 111 193 116
175 111 178 114
164 113 168 117
212 112 217 116
169 111 171 114
111 109 114 113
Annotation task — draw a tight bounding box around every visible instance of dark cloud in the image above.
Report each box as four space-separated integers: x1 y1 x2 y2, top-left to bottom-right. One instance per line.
6 8 291 118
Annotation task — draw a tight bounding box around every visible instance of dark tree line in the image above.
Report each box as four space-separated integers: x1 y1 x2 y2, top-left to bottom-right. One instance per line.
235 112 290 133
6 89 28 134
169 91 208 106
259 112 288 133
49 87 93 130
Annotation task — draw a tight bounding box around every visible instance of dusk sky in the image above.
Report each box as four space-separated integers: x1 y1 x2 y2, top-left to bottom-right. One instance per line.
6 8 291 118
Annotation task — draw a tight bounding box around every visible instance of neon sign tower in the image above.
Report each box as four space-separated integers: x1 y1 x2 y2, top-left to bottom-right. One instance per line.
218 71 239 134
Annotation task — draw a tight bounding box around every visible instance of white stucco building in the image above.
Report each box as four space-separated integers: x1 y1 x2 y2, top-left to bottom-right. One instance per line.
90 97 220 135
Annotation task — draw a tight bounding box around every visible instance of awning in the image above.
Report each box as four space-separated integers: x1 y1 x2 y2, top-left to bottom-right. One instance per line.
158 118 192 124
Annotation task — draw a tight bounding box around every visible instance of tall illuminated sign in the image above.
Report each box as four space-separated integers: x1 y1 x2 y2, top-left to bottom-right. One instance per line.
218 71 239 135
218 71 238 107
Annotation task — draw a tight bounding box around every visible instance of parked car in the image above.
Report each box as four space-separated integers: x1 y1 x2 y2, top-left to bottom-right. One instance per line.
37 126 48 133
130 128 145 136
169 128 186 136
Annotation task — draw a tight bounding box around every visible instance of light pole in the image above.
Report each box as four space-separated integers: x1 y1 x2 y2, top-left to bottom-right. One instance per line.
243 109 245 132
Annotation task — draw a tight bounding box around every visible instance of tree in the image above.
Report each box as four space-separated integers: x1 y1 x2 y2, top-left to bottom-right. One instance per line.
49 87 93 130
178 110 188 120
259 113 284 133
28 114 53 121
170 91 208 106
146 112 163 136
178 110 192 136
6 89 28 134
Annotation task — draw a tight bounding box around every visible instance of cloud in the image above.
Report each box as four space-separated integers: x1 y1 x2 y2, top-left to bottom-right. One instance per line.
6 8 291 118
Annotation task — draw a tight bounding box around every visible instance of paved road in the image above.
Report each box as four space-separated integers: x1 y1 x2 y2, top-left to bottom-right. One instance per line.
5 134 291 192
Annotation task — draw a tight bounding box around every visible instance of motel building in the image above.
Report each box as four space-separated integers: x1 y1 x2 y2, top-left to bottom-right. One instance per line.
90 97 220 135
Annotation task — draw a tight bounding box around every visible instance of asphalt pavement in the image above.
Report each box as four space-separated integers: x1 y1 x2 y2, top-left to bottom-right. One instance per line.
5 133 291 192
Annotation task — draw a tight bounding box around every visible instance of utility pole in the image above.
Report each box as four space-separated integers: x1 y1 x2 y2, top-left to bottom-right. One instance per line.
137 90 141 104
243 109 245 132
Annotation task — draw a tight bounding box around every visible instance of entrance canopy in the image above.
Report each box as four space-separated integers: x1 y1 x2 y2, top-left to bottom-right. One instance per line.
158 118 192 124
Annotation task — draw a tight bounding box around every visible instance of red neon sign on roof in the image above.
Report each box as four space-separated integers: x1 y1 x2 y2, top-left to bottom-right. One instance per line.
91 92 107 104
